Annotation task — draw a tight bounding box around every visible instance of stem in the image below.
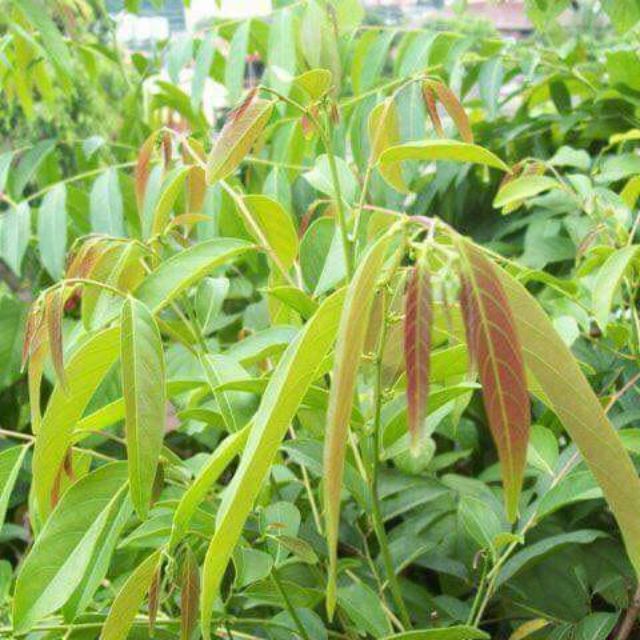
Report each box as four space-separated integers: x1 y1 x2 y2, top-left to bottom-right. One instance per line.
615 584 640 640
368 289 412 630
271 567 311 640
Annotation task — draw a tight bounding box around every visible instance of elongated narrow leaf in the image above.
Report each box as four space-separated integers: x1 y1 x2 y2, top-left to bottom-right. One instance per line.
0 446 28 528
383 626 490 640
0 202 30 276
241 195 299 270
458 239 530 522
33 327 121 518
380 139 510 175
38 184 67 279
91 169 125 237
14 463 128 633
45 287 66 391
170 426 249 550
430 81 474 144
493 175 560 209
121 297 166 520
324 232 396 616
180 547 200 640
100 550 162 640
206 98 275 184
225 21 250 105
135 132 159 213
135 238 252 314
498 267 640 579
149 165 190 237
592 245 639 331
404 259 432 453
200 289 345 639
369 98 407 193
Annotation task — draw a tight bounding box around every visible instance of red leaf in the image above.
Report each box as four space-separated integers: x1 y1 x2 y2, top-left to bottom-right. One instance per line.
458 239 530 521
46 287 67 392
422 83 444 138
431 81 474 144
404 259 433 453
135 132 159 214
148 565 161 637
180 547 199 640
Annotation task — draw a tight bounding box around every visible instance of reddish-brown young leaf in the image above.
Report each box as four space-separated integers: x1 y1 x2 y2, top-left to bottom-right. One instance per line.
431 81 474 144
46 287 67 392
458 239 530 522
148 565 161 637
161 131 173 169
180 547 199 640
422 83 444 138
22 302 43 370
135 132 159 213
404 258 433 453
62 448 75 481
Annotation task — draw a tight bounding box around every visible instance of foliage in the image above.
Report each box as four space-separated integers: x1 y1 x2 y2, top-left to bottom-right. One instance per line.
1 1 640 639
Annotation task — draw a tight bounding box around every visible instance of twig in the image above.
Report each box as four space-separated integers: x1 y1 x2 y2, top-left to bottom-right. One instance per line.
616 584 640 640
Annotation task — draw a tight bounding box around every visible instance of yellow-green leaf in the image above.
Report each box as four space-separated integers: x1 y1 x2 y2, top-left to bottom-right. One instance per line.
499 266 640 579
100 550 162 640
200 288 345 639
33 327 121 519
206 98 275 184
493 175 560 209
121 297 166 520
324 231 396 616
369 98 408 193
380 139 510 179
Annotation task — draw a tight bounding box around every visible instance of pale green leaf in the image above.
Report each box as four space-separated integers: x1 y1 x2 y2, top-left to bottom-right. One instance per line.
383 627 490 639
0 445 28 529
121 297 166 520
100 549 162 640
493 176 561 210
148 166 191 238
0 202 30 276
13 463 128 633
200 288 345 639
91 169 124 237
38 183 67 279
225 21 250 105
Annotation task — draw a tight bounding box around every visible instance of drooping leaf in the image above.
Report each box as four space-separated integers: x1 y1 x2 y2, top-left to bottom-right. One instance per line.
200 288 345 639
498 267 640 579
91 169 125 237
180 547 200 640
241 194 299 271
458 239 530 521
135 132 159 214
493 175 560 210
13 463 128 633
121 297 166 520
369 98 407 193
380 140 510 173
170 426 249 550
0 202 30 276
404 258 433 453
0 446 28 529
38 184 67 279
324 231 396 615
45 287 66 391
135 238 252 314
100 550 162 640
224 21 250 105
592 245 639 331
148 165 191 238
33 327 121 518
429 80 474 143
206 98 275 185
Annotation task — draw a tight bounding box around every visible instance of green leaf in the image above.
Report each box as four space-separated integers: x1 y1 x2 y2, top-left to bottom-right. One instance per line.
380 140 510 189
196 277 229 333
166 34 193 84
91 169 124 237
180 547 200 640
200 288 346 639
241 195 299 270
496 530 606 587
266 8 296 96
170 426 249 550
293 69 333 101
121 297 166 520
38 184 67 279
592 245 639 331
10 139 55 198
304 154 358 205
324 231 396 614
149 166 190 238
206 98 275 184
0 446 28 529
383 627 490 640
479 57 503 121
458 494 503 555
11 0 72 80
225 21 250 105
370 98 407 193
499 267 640 580
337 581 392 637
135 238 252 314
100 549 162 640
601 0 640 33
493 176 561 210
0 202 30 276
13 463 129 633
0 293 27 389
33 327 121 519
191 32 215 110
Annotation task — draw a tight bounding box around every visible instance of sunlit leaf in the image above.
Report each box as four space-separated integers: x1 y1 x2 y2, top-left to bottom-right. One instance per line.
121 297 166 520
458 239 530 521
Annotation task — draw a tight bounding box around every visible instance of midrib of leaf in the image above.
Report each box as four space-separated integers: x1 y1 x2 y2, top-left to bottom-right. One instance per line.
461 250 517 489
